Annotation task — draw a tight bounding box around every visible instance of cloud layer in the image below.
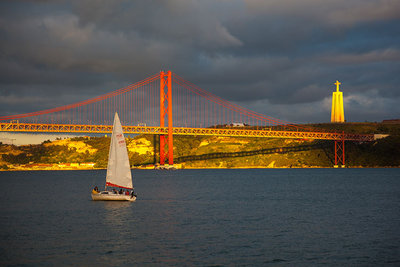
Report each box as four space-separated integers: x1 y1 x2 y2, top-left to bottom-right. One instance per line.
0 0 399 122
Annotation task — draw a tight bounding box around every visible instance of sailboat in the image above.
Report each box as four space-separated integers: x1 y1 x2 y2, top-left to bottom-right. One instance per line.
91 112 136 201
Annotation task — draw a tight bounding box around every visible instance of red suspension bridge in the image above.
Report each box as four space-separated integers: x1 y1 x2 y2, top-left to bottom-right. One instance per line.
0 71 374 166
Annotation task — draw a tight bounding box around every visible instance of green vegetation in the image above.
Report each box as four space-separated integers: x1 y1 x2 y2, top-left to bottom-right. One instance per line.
308 122 400 135
0 122 399 170
345 136 400 167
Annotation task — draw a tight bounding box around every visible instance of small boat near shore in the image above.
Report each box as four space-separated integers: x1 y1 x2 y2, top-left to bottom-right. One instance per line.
91 112 136 202
154 164 176 170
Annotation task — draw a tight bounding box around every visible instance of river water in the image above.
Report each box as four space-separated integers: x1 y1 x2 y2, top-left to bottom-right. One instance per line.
0 168 399 266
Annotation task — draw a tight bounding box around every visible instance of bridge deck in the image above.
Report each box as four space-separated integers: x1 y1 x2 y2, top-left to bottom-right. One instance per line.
0 122 374 142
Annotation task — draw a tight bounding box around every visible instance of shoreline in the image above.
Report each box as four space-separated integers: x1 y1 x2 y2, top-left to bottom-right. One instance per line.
1 165 399 171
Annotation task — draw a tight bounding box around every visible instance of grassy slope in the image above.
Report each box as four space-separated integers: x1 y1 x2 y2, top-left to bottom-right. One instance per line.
1 123 399 169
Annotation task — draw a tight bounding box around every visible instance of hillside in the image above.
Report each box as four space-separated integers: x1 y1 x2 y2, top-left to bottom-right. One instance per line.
1 122 400 170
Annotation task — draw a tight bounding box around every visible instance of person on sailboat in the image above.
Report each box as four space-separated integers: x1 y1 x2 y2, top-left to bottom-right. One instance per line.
92 186 99 194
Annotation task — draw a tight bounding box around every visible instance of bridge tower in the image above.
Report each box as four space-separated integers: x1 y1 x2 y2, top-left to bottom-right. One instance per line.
159 71 173 166
334 132 345 168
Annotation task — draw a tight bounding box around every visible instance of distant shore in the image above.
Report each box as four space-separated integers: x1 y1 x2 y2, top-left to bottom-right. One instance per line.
2 124 400 170
1 164 398 171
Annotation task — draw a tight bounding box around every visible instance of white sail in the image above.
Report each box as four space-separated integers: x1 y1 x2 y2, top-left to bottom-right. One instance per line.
106 112 133 189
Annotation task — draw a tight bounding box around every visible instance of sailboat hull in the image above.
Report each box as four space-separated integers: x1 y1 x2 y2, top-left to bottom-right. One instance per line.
91 192 136 202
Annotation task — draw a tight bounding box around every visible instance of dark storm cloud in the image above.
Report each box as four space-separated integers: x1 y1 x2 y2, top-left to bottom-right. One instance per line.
0 0 399 122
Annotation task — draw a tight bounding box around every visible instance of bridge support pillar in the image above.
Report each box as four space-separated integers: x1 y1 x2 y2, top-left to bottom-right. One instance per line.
159 71 173 166
334 136 345 168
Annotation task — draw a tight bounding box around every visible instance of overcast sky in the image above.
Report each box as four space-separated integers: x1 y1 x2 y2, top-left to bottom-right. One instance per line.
0 0 399 124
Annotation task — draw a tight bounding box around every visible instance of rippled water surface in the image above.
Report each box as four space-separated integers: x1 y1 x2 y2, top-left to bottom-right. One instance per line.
1 168 399 266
